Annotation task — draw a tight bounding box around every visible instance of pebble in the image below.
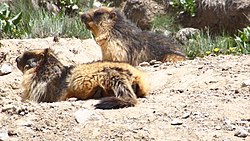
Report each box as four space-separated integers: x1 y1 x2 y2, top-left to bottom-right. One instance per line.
198 66 203 69
139 62 150 67
149 60 162 65
15 119 33 127
2 104 16 112
171 118 183 125
67 97 78 102
182 112 191 119
0 63 12 76
153 64 161 68
74 109 94 124
234 128 248 138
215 125 221 130
225 124 236 131
242 79 250 87
17 107 29 116
0 129 9 141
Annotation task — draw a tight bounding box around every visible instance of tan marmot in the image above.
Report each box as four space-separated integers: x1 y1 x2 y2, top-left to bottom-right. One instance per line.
81 7 186 66
16 48 149 109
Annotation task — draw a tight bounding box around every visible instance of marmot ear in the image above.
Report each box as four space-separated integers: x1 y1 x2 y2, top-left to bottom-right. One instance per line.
43 48 50 58
109 11 117 20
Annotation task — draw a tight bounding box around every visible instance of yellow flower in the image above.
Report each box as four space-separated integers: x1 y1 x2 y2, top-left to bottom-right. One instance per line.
213 48 220 52
229 47 236 51
206 51 211 54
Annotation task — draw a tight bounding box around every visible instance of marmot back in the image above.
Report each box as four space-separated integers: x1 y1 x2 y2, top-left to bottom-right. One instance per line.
16 48 149 109
81 7 186 66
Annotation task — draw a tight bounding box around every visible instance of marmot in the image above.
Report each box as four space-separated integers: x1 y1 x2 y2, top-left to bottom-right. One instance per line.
81 7 186 66
16 48 149 109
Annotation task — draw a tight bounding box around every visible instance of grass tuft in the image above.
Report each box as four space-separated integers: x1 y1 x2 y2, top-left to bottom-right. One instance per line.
184 31 244 59
8 0 90 39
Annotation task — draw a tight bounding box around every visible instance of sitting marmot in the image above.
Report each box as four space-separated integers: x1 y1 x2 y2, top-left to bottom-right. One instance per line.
81 7 186 66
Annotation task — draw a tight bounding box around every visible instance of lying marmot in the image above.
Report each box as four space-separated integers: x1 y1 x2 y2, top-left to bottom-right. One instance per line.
16 48 149 109
81 7 186 66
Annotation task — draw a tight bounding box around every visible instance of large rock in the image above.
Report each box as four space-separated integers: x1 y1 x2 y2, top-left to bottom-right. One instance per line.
103 0 250 34
123 0 167 30
178 0 250 35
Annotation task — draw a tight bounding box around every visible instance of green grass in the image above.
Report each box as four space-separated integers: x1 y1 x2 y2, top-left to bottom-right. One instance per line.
8 0 90 39
151 13 181 33
184 31 246 59
26 10 89 38
151 13 250 59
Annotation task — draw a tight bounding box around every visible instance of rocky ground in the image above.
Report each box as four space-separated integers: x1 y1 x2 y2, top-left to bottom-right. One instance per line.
0 37 250 141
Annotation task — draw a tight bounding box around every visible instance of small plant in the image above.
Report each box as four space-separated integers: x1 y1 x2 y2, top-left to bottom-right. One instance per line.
7 0 90 39
46 0 95 15
0 3 22 38
170 0 196 16
184 31 239 59
151 14 181 33
235 26 250 54
56 0 79 15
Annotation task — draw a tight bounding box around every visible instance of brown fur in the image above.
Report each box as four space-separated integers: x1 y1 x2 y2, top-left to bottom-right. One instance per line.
81 7 186 66
16 48 149 109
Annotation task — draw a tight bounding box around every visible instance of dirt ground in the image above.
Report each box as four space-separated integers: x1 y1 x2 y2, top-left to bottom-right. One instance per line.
0 37 249 141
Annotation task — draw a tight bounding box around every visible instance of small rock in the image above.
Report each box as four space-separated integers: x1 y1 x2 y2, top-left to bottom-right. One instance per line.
0 63 12 76
234 128 248 138
222 67 230 71
74 109 94 124
7 129 18 136
171 118 183 125
149 60 161 65
2 104 16 112
193 112 201 116
178 89 184 93
139 62 150 67
17 107 29 116
215 125 221 130
198 66 203 69
242 80 250 87
209 80 218 83
182 112 191 119
225 125 236 131
0 129 9 141
164 30 173 38
153 64 161 68
15 119 33 127
67 97 78 102
221 138 232 141
176 28 200 44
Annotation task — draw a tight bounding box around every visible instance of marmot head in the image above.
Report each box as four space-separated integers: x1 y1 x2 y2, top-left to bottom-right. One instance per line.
16 48 52 73
81 7 118 37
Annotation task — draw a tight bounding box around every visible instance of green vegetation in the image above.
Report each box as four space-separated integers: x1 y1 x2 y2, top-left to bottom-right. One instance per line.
151 13 181 33
152 12 250 59
184 27 250 59
170 0 196 16
184 31 238 59
235 26 250 53
0 3 23 38
0 0 92 39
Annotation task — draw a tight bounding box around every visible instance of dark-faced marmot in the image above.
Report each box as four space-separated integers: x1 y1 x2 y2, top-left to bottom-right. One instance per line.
16 48 149 109
81 7 186 66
